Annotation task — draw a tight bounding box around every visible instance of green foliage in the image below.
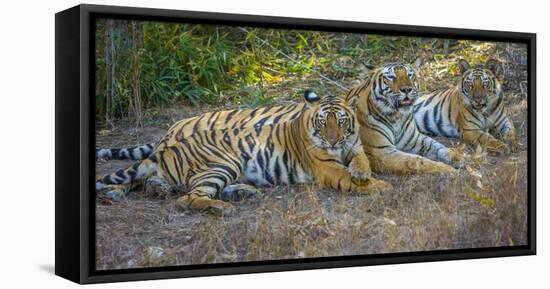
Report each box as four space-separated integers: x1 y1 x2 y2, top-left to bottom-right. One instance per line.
96 20 232 122
139 23 227 106
238 86 275 109
467 192 496 208
95 21 343 124
95 20 416 125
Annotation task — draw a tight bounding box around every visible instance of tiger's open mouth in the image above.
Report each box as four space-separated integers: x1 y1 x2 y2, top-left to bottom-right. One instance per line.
472 102 486 110
400 98 413 106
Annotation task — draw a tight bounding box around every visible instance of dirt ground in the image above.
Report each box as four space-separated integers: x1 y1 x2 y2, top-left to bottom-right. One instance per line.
95 95 528 270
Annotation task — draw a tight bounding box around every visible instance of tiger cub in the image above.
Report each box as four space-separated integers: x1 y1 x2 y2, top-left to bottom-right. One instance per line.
96 91 392 215
345 62 464 175
414 59 516 154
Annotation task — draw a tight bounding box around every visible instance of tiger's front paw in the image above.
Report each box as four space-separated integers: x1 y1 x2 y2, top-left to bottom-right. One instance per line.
448 148 466 168
348 155 372 180
406 156 455 174
486 139 510 155
354 178 393 194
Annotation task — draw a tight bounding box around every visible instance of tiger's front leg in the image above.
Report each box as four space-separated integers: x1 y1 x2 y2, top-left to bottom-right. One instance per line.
461 129 510 155
360 125 455 175
408 133 465 169
367 147 455 175
316 162 392 194
347 146 372 180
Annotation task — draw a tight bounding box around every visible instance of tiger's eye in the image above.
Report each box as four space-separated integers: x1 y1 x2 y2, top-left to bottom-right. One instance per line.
338 118 347 125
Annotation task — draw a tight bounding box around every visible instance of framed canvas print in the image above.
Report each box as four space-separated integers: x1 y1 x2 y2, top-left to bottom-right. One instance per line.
55 4 536 284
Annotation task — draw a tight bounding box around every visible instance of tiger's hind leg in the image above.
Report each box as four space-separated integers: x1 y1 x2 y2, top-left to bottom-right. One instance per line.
99 176 175 200
96 158 159 200
144 176 176 198
97 181 144 201
176 190 235 216
98 184 132 201
220 184 263 202
175 171 238 216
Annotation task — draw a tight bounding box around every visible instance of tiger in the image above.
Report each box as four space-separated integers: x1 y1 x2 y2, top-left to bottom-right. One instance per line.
413 59 516 154
344 61 464 175
95 91 392 215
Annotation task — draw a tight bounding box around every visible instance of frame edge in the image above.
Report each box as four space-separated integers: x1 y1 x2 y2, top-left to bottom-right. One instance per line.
55 4 84 284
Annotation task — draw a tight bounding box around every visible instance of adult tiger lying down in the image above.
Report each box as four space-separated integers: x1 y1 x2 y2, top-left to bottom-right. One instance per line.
414 59 516 154
96 91 392 215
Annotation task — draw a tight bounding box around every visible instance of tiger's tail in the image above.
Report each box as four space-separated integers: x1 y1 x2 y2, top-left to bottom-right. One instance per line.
95 155 159 193
96 142 156 160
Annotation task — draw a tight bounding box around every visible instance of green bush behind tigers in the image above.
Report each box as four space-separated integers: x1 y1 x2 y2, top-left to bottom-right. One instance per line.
94 19 422 125
96 20 325 124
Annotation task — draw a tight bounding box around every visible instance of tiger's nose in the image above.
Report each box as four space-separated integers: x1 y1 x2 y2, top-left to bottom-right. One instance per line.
327 130 339 146
400 87 413 94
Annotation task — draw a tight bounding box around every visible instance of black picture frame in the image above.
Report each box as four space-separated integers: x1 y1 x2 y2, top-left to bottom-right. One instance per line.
55 4 536 284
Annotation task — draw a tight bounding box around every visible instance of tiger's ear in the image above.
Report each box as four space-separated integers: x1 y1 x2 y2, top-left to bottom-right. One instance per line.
304 90 321 108
458 59 470 75
347 95 359 111
485 59 500 74
361 61 377 72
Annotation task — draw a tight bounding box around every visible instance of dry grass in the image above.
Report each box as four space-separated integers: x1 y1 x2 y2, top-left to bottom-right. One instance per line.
95 41 529 270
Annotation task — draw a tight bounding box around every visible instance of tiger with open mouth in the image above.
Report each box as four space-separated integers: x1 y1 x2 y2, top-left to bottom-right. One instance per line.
345 61 464 175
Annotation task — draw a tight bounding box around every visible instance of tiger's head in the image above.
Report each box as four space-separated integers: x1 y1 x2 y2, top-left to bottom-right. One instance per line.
458 59 502 112
370 61 421 115
303 90 360 151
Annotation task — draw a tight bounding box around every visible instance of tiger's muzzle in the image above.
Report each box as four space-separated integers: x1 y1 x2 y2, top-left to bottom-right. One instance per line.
471 100 487 110
397 88 416 107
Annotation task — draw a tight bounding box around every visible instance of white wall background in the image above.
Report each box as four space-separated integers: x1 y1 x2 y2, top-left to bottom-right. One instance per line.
0 0 546 287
